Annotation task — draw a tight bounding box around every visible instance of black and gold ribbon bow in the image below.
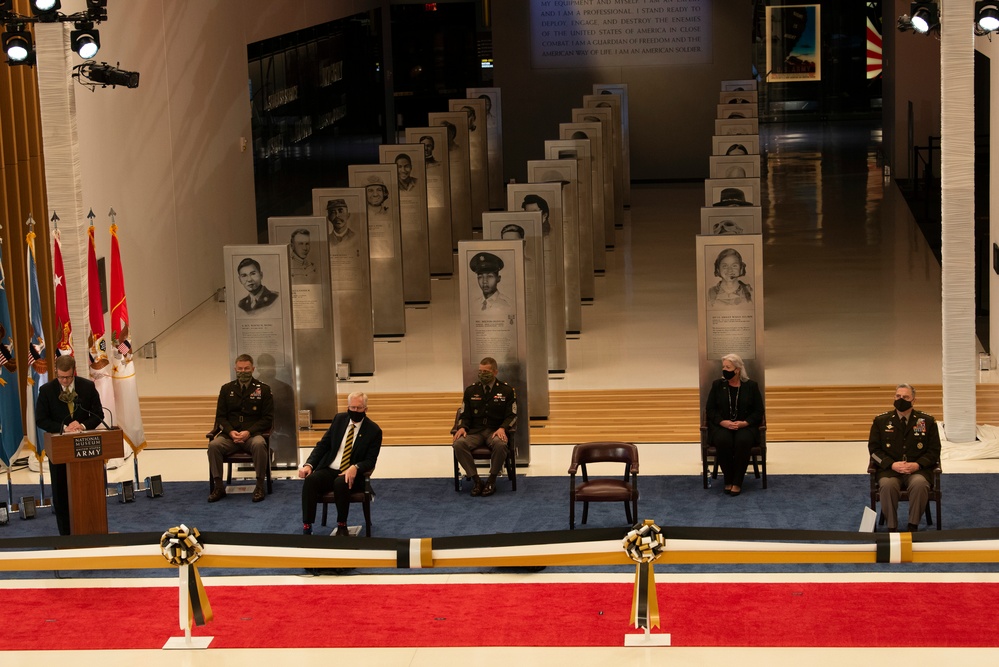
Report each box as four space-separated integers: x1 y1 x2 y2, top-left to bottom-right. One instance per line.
160 524 213 626
623 519 665 630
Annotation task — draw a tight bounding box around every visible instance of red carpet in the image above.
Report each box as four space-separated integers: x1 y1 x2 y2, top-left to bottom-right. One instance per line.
5 582 999 649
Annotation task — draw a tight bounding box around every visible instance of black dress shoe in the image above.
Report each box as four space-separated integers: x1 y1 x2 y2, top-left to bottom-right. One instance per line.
481 481 496 497
252 486 266 502
207 487 226 503
907 523 920 532
335 525 352 537
470 480 484 496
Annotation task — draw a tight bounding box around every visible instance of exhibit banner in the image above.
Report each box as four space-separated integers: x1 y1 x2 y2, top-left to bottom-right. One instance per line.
582 96 625 224
547 137 602 275
696 234 766 410
349 164 406 336
699 207 762 236
428 111 474 248
717 104 757 119
405 126 454 275
709 155 761 179
483 211 549 419
593 83 631 207
458 240 531 463
531 0 712 69
704 178 761 208
508 182 567 374
560 122 612 250
224 244 299 467
267 216 337 420
528 159 582 335
380 143 432 304
312 187 375 376
449 98 490 224
467 87 505 210
572 107 622 231
765 4 821 83
712 135 760 156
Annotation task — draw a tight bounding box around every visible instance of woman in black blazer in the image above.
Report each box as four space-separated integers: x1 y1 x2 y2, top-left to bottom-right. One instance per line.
705 353 764 496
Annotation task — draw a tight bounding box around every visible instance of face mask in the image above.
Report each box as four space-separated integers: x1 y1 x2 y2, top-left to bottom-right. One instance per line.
478 371 495 385
347 409 365 423
236 371 253 383
894 398 913 412
722 369 736 380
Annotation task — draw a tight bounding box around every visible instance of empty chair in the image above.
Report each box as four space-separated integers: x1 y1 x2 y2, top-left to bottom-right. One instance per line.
568 441 639 529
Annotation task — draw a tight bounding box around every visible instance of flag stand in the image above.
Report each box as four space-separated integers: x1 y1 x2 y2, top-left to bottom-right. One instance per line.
4 468 19 512
162 564 212 650
132 449 147 492
35 453 51 508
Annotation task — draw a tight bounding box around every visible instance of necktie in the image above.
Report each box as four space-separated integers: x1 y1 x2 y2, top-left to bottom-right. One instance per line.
340 423 355 472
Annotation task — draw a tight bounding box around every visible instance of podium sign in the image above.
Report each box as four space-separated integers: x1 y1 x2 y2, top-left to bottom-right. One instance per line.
45 429 124 535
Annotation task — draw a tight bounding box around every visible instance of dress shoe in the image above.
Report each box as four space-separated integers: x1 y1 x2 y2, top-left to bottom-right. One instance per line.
303 524 313 535
252 486 266 502
335 525 351 537
207 486 226 503
907 523 920 532
481 481 496 497
729 487 741 497
470 479 484 496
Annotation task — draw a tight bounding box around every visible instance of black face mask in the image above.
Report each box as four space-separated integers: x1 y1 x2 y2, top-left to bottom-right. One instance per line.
894 398 913 413
722 369 736 380
347 409 365 423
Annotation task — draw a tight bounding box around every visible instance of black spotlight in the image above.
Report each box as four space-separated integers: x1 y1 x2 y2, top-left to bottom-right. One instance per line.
83 61 139 89
2 26 34 66
29 0 61 21
977 1 999 32
910 2 939 34
86 0 107 22
71 22 100 59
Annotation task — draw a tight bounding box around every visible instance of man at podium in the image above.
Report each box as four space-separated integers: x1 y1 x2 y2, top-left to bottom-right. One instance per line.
35 355 104 535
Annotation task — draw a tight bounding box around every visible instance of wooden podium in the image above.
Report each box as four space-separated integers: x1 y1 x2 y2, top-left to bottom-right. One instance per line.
44 428 124 535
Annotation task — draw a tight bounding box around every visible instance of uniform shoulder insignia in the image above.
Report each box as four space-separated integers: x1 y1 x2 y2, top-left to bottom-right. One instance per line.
876 410 893 417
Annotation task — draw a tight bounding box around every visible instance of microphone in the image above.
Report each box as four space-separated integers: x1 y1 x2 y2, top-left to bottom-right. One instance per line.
74 403 114 431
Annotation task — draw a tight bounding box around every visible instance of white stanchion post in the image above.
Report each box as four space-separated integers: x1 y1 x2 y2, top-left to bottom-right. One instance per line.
163 563 212 649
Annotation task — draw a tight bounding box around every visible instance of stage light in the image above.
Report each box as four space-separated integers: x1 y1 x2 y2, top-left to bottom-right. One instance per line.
910 2 939 34
30 0 60 21
3 26 34 65
86 0 107 21
71 23 99 59
977 1 999 32
74 60 139 89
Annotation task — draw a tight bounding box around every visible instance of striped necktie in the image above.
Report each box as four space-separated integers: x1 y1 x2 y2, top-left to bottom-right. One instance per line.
339 423 355 472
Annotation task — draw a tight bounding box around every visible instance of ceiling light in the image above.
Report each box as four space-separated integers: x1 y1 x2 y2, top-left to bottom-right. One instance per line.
977 1 999 32
71 23 100 59
2 26 34 65
910 2 939 34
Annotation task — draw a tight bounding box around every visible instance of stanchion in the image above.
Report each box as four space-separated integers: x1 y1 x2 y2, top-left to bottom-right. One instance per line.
163 563 212 650
161 525 212 649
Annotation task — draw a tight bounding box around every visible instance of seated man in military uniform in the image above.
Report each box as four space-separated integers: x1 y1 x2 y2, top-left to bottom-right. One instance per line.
868 383 941 531
451 356 516 497
207 354 273 503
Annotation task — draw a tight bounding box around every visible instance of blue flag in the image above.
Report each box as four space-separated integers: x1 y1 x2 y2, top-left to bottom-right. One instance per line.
25 229 48 459
0 240 24 467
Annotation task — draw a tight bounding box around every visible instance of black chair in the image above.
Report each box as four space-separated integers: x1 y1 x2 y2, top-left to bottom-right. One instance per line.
320 471 375 536
206 427 273 494
451 408 517 492
568 441 639 529
700 415 767 489
868 459 942 530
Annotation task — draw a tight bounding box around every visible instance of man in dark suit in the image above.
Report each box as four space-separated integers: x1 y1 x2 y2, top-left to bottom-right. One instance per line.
299 391 381 536
207 354 273 503
868 383 942 531
35 355 104 536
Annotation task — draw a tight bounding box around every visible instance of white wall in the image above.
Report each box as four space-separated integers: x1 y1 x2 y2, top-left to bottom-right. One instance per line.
75 0 378 346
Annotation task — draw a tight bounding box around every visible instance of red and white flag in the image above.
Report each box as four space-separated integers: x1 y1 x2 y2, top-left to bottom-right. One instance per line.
52 227 73 358
109 221 146 454
86 224 118 463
